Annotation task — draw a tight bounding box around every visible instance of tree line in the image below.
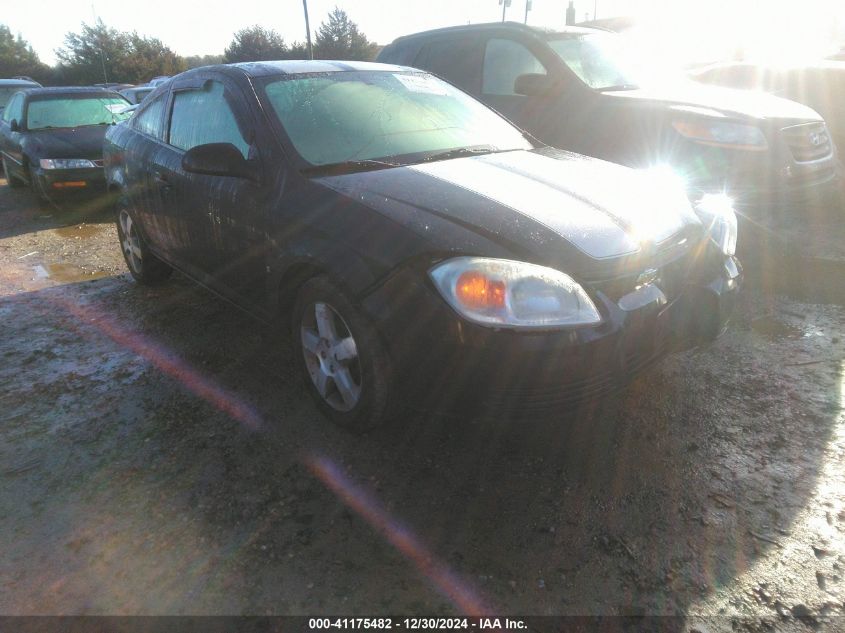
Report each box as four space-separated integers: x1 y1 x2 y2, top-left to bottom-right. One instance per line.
0 7 380 86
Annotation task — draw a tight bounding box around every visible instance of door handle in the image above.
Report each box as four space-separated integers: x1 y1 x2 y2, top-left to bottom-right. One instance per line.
154 171 171 193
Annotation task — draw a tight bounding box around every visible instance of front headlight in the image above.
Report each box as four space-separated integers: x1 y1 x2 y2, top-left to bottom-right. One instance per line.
429 257 602 328
39 158 97 170
672 119 767 151
694 193 738 256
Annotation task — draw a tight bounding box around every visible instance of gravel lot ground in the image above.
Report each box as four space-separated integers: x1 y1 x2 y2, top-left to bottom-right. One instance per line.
1 180 844 631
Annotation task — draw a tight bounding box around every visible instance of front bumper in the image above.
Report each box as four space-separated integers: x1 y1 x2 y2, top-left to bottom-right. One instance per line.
362 252 741 417
33 166 106 197
676 130 844 221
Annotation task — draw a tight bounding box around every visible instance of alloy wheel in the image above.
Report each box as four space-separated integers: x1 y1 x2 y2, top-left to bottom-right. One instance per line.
300 301 362 412
119 209 143 274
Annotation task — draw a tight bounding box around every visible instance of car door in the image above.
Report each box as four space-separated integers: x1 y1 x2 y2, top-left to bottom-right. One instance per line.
120 93 175 253
165 74 271 311
128 90 189 263
0 93 26 180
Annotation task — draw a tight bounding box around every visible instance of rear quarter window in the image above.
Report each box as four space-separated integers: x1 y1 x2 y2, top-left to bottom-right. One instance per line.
378 40 419 66
413 36 482 94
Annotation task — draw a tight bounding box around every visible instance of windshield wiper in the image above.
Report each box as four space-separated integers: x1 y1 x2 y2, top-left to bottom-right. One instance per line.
416 146 500 164
302 158 401 177
596 84 639 92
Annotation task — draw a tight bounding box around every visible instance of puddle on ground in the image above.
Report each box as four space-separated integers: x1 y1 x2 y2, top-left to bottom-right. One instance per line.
751 315 804 340
52 224 107 239
33 263 108 283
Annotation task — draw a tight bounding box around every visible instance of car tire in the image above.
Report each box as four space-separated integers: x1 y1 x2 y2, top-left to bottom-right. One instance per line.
292 275 394 432
2 157 24 188
115 199 172 284
25 159 52 207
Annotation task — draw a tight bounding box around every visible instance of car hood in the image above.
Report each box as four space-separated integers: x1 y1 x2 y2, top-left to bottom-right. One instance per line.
315 148 702 278
23 125 109 161
605 80 823 123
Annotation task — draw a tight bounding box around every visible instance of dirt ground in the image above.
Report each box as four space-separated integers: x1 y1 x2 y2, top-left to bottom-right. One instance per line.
1 181 844 631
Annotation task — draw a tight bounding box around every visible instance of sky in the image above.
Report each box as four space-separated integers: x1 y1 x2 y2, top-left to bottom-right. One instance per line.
6 0 845 67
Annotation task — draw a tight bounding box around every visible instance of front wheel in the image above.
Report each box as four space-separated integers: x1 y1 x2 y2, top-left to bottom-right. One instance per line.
292 276 394 432
27 160 50 205
2 157 24 188
116 202 172 284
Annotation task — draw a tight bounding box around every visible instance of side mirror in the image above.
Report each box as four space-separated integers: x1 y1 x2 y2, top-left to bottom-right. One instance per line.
513 73 555 97
9 119 20 132
182 142 256 180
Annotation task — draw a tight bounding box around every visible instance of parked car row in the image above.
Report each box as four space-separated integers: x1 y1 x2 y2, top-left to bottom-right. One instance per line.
5 20 841 429
0 73 170 189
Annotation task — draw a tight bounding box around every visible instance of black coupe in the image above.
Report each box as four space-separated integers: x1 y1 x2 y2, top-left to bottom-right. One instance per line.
103 61 741 430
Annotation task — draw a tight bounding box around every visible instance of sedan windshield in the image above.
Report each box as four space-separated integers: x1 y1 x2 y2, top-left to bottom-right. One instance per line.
26 96 131 130
262 71 532 167
547 33 642 91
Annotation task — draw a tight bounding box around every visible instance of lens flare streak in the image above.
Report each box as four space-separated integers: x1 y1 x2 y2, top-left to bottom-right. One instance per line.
56 296 264 431
306 454 493 616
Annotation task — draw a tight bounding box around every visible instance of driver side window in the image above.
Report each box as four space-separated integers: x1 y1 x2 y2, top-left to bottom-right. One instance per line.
168 81 250 158
482 38 547 96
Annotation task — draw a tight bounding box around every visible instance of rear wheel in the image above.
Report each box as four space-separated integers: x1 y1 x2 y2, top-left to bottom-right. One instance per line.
116 201 172 284
292 276 394 432
1 157 24 188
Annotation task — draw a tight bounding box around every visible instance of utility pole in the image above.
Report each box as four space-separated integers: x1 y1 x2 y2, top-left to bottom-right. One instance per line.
566 1 576 25
499 0 511 22
303 0 314 60
524 0 532 24
594 0 598 20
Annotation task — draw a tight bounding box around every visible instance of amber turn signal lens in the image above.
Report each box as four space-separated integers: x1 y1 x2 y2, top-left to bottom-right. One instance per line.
52 181 87 189
455 271 505 310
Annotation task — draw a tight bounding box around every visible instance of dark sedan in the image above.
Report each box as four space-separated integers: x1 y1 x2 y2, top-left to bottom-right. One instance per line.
104 61 741 430
0 87 130 202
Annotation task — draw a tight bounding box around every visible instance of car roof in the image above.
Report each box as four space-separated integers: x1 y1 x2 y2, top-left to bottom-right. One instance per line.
17 86 122 98
0 79 40 87
180 60 415 80
387 21 599 43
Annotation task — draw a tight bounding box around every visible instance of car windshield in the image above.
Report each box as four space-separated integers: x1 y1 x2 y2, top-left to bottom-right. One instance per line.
261 70 533 167
25 96 131 130
547 33 643 91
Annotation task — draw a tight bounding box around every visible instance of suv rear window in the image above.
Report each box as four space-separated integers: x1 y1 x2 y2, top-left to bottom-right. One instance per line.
414 37 481 92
